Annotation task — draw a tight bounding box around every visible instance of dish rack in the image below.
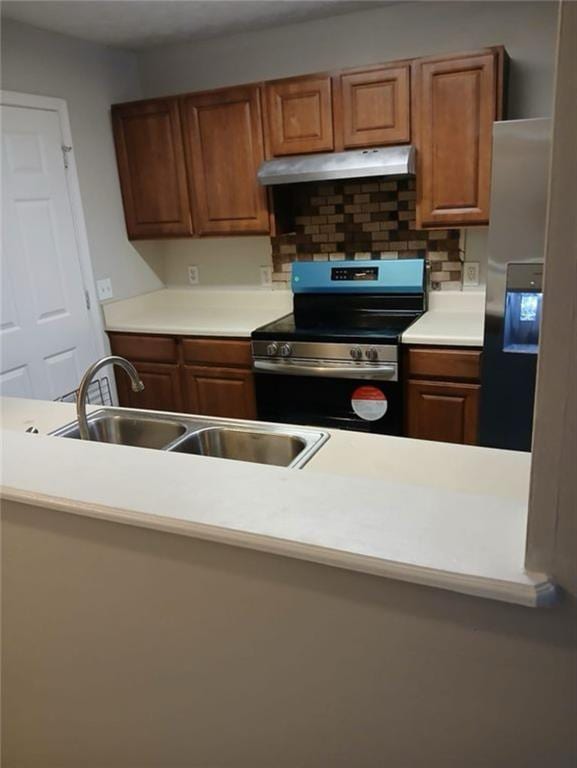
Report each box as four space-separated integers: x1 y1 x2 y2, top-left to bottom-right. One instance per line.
55 376 113 407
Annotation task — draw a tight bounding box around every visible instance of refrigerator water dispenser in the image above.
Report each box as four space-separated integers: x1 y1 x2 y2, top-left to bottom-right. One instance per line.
503 263 543 354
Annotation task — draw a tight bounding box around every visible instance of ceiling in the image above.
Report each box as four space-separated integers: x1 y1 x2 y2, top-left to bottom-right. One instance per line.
1 0 388 51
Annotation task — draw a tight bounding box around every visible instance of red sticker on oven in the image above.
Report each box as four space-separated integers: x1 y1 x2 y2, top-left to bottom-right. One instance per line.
351 386 388 421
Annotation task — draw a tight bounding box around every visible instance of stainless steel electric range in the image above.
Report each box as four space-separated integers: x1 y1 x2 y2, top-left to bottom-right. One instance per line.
251 259 426 434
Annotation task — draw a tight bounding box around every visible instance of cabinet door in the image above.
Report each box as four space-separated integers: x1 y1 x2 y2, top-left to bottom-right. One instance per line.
111 99 192 239
181 86 269 235
265 75 334 156
335 65 411 149
415 50 501 228
115 362 183 413
183 365 257 420
406 379 480 445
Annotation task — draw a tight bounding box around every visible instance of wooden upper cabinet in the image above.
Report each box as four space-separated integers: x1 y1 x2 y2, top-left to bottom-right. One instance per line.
111 98 192 239
415 49 504 228
180 85 269 235
334 64 411 149
265 75 334 156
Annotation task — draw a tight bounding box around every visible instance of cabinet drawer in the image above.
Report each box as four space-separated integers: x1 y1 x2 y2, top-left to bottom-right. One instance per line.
405 347 481 381
108 333 178 363
182 338 252 367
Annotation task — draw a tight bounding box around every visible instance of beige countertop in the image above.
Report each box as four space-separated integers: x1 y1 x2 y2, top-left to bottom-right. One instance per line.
103 287 292 338
0 397 551 608
102 287 485 347
402 289 485 347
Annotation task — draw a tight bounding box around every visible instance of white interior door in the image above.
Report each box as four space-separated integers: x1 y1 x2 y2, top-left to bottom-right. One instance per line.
1 103 100 400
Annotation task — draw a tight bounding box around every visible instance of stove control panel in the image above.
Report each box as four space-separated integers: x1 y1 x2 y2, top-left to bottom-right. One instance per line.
253 340 397 365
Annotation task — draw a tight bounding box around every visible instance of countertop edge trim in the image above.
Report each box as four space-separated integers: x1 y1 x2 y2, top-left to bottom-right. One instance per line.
1 486 555 609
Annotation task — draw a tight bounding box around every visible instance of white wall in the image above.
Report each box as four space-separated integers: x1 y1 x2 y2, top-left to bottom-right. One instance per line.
1 19 161 302
136 0 559 288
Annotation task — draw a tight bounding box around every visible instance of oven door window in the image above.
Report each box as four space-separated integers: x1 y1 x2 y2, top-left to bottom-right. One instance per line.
255 374 402 434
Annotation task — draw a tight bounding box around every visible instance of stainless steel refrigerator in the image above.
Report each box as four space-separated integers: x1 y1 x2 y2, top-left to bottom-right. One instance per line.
479 118 551 451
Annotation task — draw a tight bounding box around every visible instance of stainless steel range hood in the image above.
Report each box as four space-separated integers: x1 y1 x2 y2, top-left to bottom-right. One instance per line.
257 145 415 186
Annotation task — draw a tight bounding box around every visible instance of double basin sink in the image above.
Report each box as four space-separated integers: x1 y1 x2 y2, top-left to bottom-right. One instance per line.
51 408 329 469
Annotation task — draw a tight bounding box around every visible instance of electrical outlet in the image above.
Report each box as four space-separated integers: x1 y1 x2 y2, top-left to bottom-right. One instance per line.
260 266 273 286
188 265 199 285
96 277 113 301
463 261 480 287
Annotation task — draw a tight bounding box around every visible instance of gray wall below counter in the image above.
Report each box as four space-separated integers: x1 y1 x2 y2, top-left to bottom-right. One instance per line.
3 500 576 768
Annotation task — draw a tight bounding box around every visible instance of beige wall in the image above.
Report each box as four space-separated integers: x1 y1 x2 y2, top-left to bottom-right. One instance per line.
0 19 160 302
134 236 273 288
134 0 559 287
2 500 576 767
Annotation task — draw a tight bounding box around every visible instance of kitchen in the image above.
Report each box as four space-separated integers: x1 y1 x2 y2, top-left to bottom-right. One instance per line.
1 2 576 767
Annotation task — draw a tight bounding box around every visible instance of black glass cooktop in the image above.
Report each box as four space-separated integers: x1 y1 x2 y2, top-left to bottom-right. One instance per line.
252 312 420 344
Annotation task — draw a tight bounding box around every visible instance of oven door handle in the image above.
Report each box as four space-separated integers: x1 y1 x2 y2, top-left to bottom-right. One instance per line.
253 359 398 380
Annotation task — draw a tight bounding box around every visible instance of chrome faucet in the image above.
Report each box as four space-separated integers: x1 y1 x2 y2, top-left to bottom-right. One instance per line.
76 356 144 440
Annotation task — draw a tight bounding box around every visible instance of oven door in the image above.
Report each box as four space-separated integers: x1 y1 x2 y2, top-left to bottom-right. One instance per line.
254 371 402 435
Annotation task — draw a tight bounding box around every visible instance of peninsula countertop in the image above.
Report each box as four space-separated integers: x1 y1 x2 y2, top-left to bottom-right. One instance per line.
103 287 292 338
0 397 551 609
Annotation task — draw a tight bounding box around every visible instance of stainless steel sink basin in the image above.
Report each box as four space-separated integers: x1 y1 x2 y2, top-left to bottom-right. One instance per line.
52 412 187 450
50 408 329 468
169 427 308 467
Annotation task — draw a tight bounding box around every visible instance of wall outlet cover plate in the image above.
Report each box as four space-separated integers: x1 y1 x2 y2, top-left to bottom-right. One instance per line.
463 261 480 287
260 266 273 286
188 265 199 285
96 277 113 301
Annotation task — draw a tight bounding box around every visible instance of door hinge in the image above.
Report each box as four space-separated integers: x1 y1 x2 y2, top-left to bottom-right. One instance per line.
84 290 91 310
61 145 73 169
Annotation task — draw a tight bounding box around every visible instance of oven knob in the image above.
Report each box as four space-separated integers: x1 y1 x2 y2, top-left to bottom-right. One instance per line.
365 348 378 362
350 347 363 361
266 343 279 357
279 343 292 358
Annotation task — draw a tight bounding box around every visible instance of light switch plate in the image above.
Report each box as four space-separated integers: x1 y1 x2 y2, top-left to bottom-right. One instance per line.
96 277 113 301
463 261 480 287
260 266 273 286
188 265 199 285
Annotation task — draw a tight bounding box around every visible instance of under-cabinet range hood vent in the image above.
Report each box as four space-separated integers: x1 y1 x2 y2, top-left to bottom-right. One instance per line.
257 145 415 186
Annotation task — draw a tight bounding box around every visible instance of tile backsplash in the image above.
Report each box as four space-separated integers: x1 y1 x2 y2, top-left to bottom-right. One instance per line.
271 178 463 290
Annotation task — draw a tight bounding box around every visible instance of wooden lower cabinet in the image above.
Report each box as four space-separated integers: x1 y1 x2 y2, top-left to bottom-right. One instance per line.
182 365 257 420
109 332 256 420
115 361 183 413
404 345 482 445
406 379 480 445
